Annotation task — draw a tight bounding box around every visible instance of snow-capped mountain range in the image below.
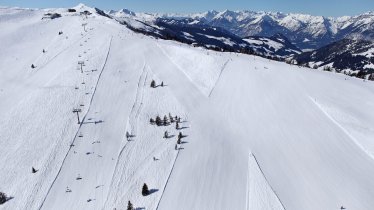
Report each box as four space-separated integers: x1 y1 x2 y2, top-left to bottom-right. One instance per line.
105 7 374 79
108 8 374 50
154 10 374 50
294 38 374 78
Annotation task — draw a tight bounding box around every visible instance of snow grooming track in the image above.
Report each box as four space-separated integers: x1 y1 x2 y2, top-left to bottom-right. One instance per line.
310 97 374 160
37 35 113 210
103 62 147 207
155 142 181 210
208 59 230 97
127 64 148 143
247 153 286 210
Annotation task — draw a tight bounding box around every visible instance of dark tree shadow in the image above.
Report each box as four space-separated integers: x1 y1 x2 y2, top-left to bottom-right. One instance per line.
148 189 159 195
135 208 145 210
165 135 175 139
3 196 14 204
178 126 189 130
180 141 188 144
83 120 104 125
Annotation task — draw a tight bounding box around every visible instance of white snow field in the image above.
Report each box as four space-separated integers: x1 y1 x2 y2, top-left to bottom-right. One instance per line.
1 4 374 210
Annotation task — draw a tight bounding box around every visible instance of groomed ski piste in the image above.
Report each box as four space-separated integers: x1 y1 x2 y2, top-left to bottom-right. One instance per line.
1 4 374 210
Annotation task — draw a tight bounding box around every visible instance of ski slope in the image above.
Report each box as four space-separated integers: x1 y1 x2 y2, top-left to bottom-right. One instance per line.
1 4 374 210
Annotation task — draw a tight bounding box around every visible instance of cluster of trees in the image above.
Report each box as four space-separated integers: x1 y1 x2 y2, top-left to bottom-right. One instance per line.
150 113 180 127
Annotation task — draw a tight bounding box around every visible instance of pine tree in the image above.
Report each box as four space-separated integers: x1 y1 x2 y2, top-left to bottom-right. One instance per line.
32 167 38 173
142 183 149 196
163 115 168 125
178 132 183 140
150 118 155 124
155 116 162 126
0 192 7 205
169 113 174 123
176 122 179 130
127 200 134 210
177 138 181 144
31 64 35 69
150 80 156 88
161 82 164 87
175 144 178 150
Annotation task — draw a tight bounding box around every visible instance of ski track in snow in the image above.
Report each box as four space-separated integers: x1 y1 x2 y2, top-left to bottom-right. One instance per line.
103 62 147 207
38 36 113 210
248 153 286 210
154 139 181 210
31 30 90 74
208 59 230 97
310 97 374 160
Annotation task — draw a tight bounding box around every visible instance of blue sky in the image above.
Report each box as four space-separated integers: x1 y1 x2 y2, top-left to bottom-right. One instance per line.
1 0 373 16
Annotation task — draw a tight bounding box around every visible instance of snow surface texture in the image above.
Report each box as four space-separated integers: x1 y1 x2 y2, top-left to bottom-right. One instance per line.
1 5 374 210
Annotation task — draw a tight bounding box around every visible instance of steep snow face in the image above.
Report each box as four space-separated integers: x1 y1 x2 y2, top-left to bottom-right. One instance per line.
1 5 374 210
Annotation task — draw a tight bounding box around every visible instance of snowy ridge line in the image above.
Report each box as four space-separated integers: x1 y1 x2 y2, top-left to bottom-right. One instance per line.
309 97 374 160
31 29 90 74
102 62 147 208
155 149 181 210
250 153 287 210
154 42 206 97
208 59 230 98
37 35 113 210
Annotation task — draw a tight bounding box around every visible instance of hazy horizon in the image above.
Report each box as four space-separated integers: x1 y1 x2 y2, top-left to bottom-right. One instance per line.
1 0 373 17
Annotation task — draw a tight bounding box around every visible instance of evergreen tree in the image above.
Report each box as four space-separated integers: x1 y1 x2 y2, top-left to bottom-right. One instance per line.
177 138 181 144
127 200 134 210
161 82 164 87
178 132 183 140
176 122 179 130
155 116 162 126
32 167 38 173
31 64 35 69
169 113 174 123
0 192 6 205
150 80 156 88
142 183 149 196
163 115 168 125
175 144 178 150
150 118 155 124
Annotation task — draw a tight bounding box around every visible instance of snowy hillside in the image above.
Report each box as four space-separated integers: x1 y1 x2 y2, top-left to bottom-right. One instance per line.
1 4 374 210
294 38 374 79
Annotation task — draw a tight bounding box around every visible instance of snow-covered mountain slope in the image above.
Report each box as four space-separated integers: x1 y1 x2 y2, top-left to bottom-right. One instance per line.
109 12 302 58
1 4 374 210
129 10 374 50
293 39 374 79
244 33 301 57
